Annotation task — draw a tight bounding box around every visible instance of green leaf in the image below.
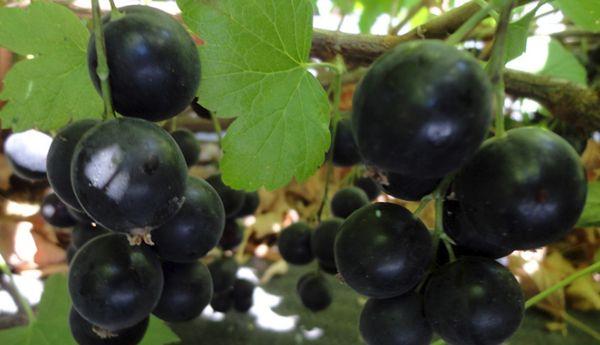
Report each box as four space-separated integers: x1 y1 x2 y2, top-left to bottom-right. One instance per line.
505 9 535 62
555 0 600 32
0 2 102 131
332 0 356 14
178 0 330 190
358 0 393 33
576 182 600 228
0 274 179 344
540 39 587 85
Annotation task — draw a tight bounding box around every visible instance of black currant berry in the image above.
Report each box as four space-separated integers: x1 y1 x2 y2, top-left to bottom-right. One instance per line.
359 292 432 345
424 257 524 345
71 222 110 250
71 118 187 233
219 220 244 251
4 130 52 181
232 279 255 313
69 307 148 345
152 176 225 262
69 233 163 331
352 40 492 178
335 203 432 298
380 171 440 201
88 5 200 121
278 222 314 265
47 120 99 209
153 261 213 323
229 191 260 219
67 206 93 223
206 174 246 218
297 272 331 312
208 257 238 293
311 218 343 269
354 177 381 201
332 118 361 167
41 193 77 228
170 129 200 167
443 198 512 259
210 291 233 313
455 127 587 250
330 187 369 218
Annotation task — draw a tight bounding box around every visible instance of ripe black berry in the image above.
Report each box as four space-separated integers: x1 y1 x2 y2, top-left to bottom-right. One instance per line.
278 222 314 265
41 193 77 228
335 203 432 298
297 272 331 312
170 129 200 167
330 187 369 218
88 5 200 121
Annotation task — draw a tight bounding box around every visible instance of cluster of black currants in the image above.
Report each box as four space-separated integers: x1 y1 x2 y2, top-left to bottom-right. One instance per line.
207 256 257 314
36 5 244 345
314 39 587 345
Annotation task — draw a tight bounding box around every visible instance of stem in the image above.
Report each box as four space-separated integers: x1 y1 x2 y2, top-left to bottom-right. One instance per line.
0 254 35 324
336 14 346 32
535 304 600 342
389 0 427 35
485 0 514 138
446 1 499 45
413 195 433 218
525 260 600 309
235 225 252 263
210 112 223 148
91 0 115 119
473 0 499 20
430 339 445 345
108 0 119 17
316 56 346 223
431 175 454 256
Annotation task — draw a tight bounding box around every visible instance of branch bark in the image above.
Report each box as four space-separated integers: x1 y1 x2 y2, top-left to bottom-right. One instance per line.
310 15 600 130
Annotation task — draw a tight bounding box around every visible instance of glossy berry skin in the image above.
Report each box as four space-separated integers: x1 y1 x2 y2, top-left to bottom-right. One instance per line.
69 233 163 331
352 40 492 178
278 222 314 265
71 118 187 233
335 203 432 298
152 176 225 262
69 308 149 345
206 174 246 218
455 127 587 250
425 257 524 345
331 187 369 218
229 191 260 219
67 206 93 223
332 118 361 167
311 218 343 269
47 120 99 209
380 171 440 201
153 261 213 322
72 222 110 249
4 130 52 181
170 129 200 167
88 5 200 121
297 272 331 312
443 198 512 258
208 257 238 293
219 220 244 251
232 279 255 313
354 177 381 201
210 291 232 313
41 193 77 228
360 292 432 345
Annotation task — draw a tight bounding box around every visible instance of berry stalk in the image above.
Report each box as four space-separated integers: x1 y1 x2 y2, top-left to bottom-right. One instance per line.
0 253 35 324
91 0 115 119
